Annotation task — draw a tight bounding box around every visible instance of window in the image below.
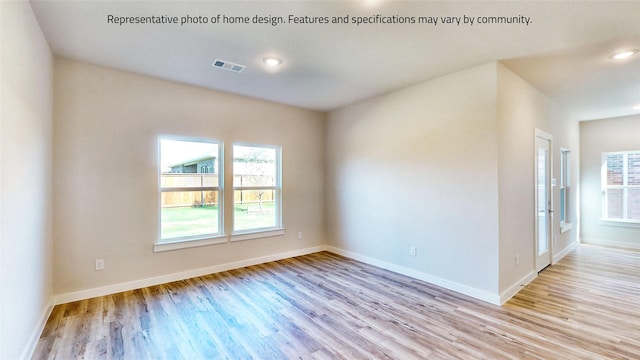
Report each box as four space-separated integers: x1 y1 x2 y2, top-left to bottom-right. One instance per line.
233 144 281 234
559 148 571 231
159 138 222 242
156 139 283 250
602 151 640 222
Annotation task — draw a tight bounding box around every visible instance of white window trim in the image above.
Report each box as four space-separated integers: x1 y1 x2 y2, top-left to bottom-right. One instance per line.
230 228 285 242
157 136 224 247
560 223 573 233
154 235 228 252
600 218 640 226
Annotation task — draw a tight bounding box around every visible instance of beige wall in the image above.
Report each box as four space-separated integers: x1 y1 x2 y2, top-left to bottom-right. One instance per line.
550 102 580 257
0 9 588 355
496 63 578 296
326 62 581 303
0 1 54 358
326 63 501 301
580 115 640 249
496 63 544 295
53 59 326 295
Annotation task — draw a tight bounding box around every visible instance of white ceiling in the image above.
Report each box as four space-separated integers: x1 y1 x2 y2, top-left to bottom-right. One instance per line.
30 0 640 120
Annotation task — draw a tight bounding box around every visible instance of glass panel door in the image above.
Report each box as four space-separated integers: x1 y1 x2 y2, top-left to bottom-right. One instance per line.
535 135 552 272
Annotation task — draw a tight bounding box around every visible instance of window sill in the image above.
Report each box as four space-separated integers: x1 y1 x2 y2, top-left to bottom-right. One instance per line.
231 228 285 242
154 234 227 253
600 219 640 228
560 223 573 234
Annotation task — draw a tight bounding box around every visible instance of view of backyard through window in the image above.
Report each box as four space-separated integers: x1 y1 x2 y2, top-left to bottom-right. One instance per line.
159 139 280 241
160 139 221 240
233 144 280 232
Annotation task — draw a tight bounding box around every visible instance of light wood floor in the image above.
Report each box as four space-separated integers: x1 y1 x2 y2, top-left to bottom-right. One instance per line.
34 245 640 359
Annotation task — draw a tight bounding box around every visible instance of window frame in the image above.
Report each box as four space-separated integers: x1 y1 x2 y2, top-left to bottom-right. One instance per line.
155 136 226 252
231 142 283 241
559 148 572 233
601 150 640 225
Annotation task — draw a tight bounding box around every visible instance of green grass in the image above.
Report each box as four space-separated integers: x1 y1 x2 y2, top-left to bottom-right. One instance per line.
234 202 276 231
161 205 219 239
161 203 276 239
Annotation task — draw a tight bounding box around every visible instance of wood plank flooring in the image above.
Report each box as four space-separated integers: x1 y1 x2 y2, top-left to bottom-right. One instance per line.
33 245 640 359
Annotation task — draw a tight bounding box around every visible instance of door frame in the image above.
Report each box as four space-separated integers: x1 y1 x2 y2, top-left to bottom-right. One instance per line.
534 129 553 272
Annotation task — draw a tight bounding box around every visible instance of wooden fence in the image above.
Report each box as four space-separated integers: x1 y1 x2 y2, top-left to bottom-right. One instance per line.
161 174 275 208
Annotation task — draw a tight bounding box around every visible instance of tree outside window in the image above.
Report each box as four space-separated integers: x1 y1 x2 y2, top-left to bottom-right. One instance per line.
233 144 281 232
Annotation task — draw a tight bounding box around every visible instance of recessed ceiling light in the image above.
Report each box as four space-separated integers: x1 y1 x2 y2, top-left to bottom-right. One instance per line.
362 0 384 6
263 57 282 66
610 49 639 60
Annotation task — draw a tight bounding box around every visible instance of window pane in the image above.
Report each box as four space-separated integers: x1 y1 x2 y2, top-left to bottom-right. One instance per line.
628 188 640 221
561 150 570 187
560 188 566 222
233 144 280 233
233 146 276 187
234 190 277 231
606 154 624 186
560 149 570 224
160 138 221 241
628 153 640 185
160 139 219 176
161 191 219 239
606 189 624 219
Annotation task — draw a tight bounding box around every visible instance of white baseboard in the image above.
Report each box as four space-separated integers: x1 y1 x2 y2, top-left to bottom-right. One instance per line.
498 241 578 305
498 240 578 305
553 240 578 264
580 237 640 251
499 271 537 305
53 246 327 305
326 246 501 305
20 297 54 360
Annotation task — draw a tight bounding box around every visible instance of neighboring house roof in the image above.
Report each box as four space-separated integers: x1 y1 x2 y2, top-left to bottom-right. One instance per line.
169 154 216 168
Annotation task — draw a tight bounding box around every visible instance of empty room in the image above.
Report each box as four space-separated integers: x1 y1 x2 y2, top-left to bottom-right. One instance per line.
2 0 639 359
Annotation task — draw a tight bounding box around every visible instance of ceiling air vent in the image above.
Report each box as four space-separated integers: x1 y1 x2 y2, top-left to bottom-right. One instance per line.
212 59 245 73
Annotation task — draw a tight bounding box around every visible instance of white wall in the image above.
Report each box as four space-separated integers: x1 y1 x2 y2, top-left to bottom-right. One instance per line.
0 1 54 359
580 115 640 249
53 59 326 297
326 63 501 301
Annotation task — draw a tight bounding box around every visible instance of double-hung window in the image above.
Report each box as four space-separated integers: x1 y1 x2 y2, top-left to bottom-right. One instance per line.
232 144 282 234
159 138 223 242
156 139 283 249
559 148 571 231
602 151 640 222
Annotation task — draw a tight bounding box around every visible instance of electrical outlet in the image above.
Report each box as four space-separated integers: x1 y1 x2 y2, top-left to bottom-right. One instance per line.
297 231 303 240
95 259 105 271
516 255 520 266
410 246 417 256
